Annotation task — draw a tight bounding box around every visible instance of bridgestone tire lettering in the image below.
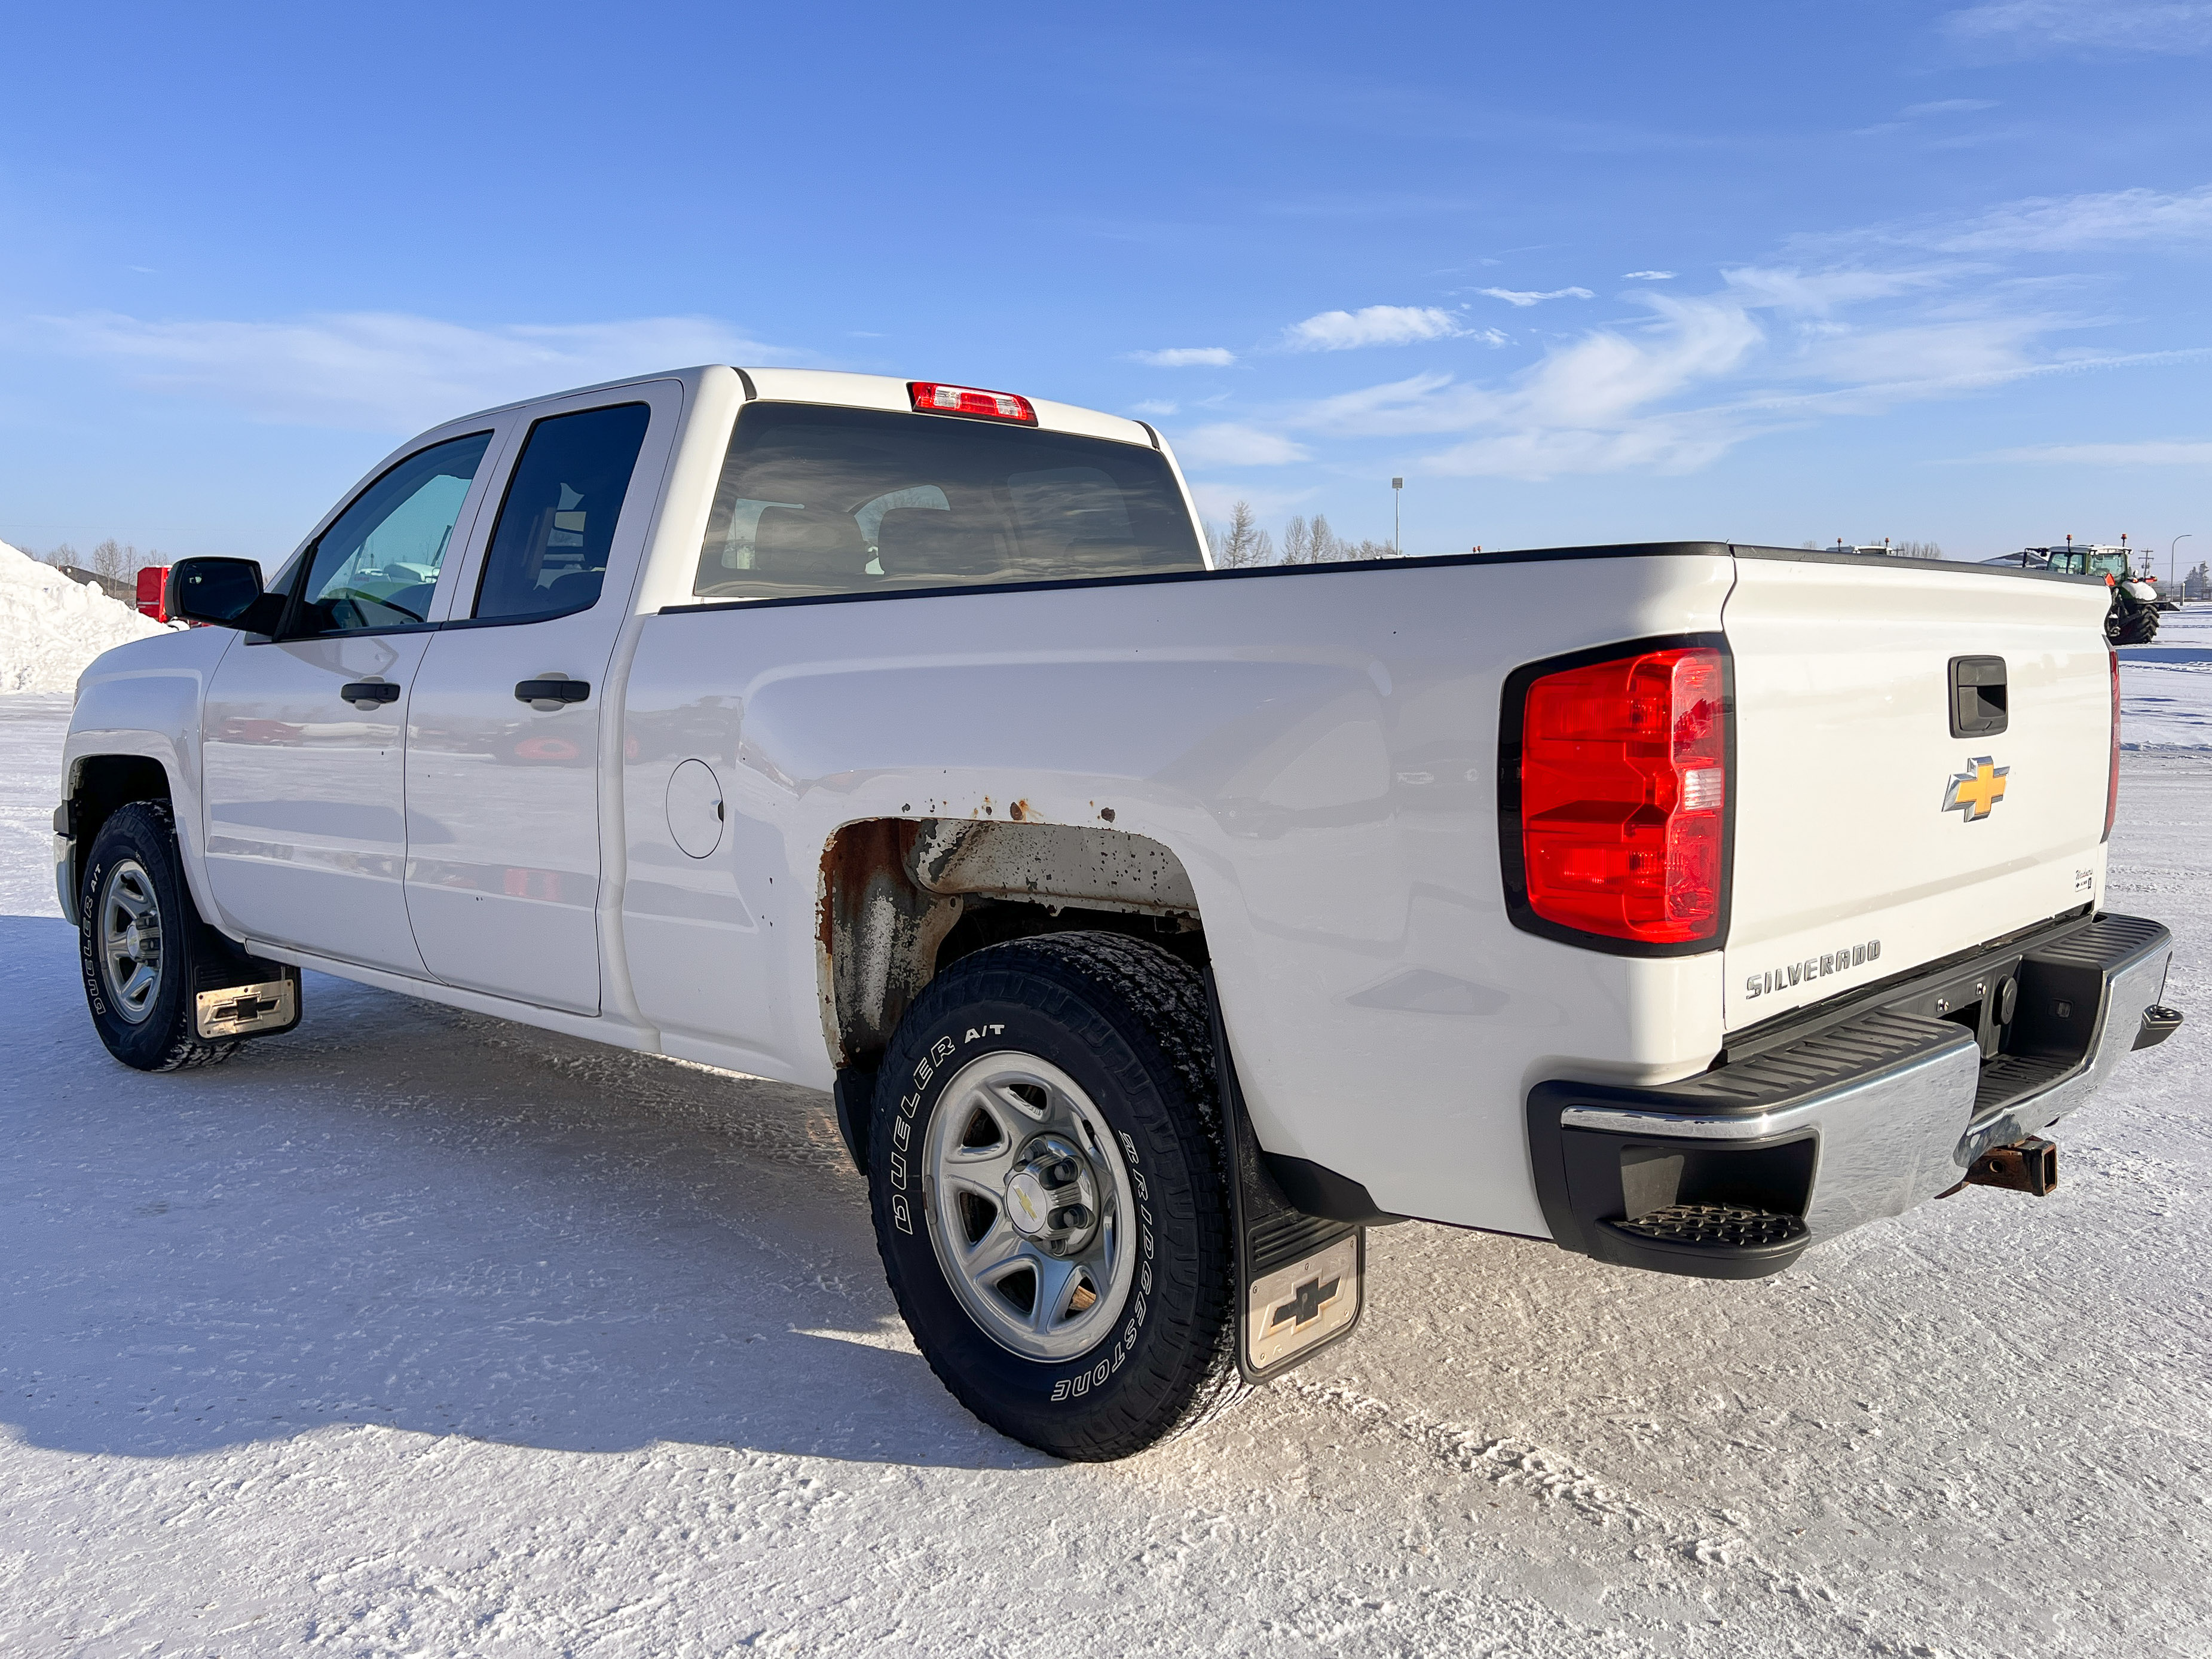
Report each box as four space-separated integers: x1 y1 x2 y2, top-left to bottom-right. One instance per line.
866 931 1247 1461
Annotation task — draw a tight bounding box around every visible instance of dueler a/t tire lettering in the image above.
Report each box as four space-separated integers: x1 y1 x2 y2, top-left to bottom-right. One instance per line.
78 801 244 1073
868 931 1245 1461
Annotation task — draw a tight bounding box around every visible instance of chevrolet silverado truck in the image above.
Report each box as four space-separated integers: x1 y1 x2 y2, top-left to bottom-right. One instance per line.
56 366 2183 1459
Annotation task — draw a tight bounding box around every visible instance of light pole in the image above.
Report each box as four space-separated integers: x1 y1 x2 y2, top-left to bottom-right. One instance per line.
2172 534 2192 595
1391 477 1402 556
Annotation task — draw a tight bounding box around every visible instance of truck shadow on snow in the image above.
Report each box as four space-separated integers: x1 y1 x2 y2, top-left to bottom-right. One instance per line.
0 914 1050 1471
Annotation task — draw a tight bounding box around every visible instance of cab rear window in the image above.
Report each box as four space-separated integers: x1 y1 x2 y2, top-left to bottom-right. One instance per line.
692 402 1203 601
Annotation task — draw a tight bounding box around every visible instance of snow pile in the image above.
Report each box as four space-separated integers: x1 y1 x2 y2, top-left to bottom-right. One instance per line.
0 538 168 694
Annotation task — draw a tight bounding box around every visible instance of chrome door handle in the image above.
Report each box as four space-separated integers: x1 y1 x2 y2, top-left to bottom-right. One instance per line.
340 681 402 705
515 678 591 705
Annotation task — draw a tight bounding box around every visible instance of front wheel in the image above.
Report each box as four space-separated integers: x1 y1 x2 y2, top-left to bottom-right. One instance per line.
869 931 1245 1460
78 801 243 1072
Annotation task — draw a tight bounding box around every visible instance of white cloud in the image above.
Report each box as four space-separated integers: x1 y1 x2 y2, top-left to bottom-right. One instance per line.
1194 243 2159 483
1281 305 1464 350
1623 271 1676 280
1791 183 2212 259
1426 419 1742 479
1470 328 1509 347
1945 1 2212 54
1925 183 2212 251
33 310 793 430
1158 177 2212 488
1129 399 1179 416
1170 423 1311 466
1788 314 2057 386
1975 439 2212 464
1131 346 1237 368
1511 296 1762 428
1722 265 1947 313
1251 296 1765 479
1473 286 1595 308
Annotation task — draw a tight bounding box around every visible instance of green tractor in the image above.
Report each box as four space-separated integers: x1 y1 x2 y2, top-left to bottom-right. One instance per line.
2000 539 2161 645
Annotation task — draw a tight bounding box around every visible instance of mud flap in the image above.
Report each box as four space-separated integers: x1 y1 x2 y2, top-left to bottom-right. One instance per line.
1204 969 1365 1386
191 949 302 1042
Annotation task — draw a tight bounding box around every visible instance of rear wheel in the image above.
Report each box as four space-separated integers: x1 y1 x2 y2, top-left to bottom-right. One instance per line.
78 801 243 1072
868 931 1245 1460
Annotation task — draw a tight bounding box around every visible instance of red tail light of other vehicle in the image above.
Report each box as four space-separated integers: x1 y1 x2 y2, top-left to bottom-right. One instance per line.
1518 645 1727 945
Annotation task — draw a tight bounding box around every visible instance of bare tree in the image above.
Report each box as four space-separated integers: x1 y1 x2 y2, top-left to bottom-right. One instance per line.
1213 500 1274 568
1260 512 1402 567
1892 540 1943 561
1308 514 1343 562
44 541 79 569
91 538 139 580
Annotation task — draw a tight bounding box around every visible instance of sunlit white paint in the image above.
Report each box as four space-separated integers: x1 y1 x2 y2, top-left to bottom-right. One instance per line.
59 366 2125 1240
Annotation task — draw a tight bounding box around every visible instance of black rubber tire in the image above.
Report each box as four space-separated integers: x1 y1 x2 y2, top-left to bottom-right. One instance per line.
78 801 243 1072
868 931 1247 1461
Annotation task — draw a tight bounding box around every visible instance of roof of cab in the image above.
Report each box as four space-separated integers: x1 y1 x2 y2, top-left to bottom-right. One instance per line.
741 368 1156 449
458 365 1159 450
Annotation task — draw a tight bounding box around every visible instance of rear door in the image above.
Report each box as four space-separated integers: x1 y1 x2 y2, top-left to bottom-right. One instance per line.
401 381 680 1013
200 427 501 972
1721 553 2113 1031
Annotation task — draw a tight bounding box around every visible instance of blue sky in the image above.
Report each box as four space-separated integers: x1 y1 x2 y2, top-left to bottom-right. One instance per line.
2 0 2208 571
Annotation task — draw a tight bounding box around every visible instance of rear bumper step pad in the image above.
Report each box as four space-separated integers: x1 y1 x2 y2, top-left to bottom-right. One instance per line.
1528 911 2174 1280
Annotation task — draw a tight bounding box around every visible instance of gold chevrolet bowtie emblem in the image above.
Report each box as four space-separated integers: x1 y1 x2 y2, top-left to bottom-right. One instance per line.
1943 757 2009 822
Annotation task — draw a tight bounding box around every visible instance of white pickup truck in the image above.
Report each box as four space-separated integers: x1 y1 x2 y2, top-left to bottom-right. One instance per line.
58 366 2182 1459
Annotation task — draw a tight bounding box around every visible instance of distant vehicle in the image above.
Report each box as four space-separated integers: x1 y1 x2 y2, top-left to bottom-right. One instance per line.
135 565 172 622
52 368 2183 1459
1988 543 2161 645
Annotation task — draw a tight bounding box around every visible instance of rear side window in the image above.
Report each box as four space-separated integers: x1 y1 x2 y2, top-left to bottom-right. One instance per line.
692 402 1204 601
475 403 651 622
289 432 491 636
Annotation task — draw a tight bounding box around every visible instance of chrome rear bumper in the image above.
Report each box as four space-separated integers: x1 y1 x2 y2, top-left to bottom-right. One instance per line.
1526 913 2174 1279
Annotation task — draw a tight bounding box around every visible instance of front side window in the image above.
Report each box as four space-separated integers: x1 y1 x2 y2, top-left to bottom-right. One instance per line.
475 403 652 622
290 432 491 635
692 403 1204 602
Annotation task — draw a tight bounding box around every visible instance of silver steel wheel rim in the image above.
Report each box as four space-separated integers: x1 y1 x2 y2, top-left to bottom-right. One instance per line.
922 1052 1138 1362
97 858 164 1025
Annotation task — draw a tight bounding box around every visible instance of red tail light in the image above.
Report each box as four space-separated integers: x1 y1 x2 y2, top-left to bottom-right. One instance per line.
908 382 1036 425
135 565 170 623
2104 647 2120 843
1509 643 1728 947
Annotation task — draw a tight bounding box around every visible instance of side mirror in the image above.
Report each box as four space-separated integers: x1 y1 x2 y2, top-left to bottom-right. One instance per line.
171 558 283 633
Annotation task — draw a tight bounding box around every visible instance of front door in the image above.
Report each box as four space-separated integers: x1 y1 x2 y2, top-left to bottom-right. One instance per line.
402 385 677 1013
201 428 499 972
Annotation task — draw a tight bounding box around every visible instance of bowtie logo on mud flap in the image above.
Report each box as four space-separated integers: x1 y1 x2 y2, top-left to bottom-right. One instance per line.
1269 1274 1343 1332
1942 757 2009 822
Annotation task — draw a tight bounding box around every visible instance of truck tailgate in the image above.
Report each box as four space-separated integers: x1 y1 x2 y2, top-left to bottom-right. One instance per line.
1720 553 2113 1032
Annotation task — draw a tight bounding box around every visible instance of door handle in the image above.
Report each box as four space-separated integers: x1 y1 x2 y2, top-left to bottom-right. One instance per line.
340 681 402 706
515 678 591 705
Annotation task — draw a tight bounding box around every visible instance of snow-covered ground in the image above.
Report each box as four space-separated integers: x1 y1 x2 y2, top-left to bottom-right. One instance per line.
2121 601 2212 752
1 645 2207 1657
